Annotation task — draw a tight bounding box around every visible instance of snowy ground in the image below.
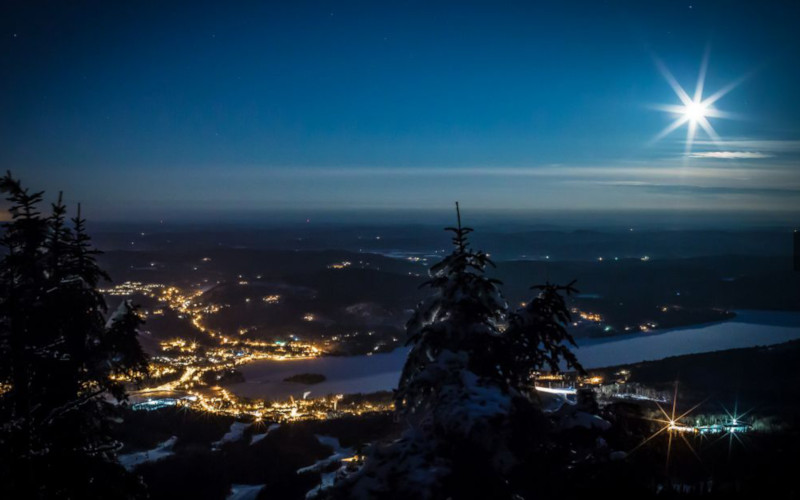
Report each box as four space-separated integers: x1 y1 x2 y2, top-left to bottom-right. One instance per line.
297 435 356 499
212 421 252 450
227 483 265 500
559 410 611 431
118 436 178 471
297 435 355 474
250 423 280 445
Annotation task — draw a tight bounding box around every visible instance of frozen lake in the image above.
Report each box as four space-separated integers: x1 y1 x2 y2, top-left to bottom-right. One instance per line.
228 310 800 400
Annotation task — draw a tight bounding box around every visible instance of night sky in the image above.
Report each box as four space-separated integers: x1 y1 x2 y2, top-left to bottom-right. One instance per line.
2 1 799 220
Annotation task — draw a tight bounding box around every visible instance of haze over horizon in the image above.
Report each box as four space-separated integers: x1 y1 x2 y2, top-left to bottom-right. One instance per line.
2 1 799 221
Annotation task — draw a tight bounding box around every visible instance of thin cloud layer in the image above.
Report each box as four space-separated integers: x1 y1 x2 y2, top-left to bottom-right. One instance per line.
688 151 774 159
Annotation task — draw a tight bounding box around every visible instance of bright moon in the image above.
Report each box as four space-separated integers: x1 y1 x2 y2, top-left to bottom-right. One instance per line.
652 49 743 154
683 101 707 123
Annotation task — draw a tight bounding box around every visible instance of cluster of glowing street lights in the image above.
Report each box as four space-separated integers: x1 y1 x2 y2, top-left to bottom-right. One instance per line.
171 389 393 422
628 382 752 473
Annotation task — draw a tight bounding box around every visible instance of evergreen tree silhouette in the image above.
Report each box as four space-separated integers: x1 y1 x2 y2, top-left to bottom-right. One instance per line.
324 203 585 499
504 280 585 390
0 172 148 498
397 202 508 419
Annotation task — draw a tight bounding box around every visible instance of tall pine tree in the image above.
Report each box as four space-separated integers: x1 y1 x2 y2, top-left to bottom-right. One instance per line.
0 173 148 499
323 204 586 500
397 202 508 421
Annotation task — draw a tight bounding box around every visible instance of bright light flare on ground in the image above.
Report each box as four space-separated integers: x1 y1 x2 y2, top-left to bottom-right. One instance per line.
711 399 754 458
628 382 706 473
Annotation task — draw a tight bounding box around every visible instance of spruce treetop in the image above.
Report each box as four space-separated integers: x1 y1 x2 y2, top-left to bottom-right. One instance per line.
0 172 148 498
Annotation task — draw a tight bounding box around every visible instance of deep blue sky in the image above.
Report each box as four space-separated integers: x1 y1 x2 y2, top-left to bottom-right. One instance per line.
2 1 799 220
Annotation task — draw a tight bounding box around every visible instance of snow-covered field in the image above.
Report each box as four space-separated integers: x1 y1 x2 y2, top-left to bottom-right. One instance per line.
118 436 178 471
212 421 252 450
298 435 356 499
250 423 280 445
227 483 265 500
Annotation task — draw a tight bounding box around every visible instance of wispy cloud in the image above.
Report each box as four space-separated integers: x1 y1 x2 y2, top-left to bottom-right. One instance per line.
692 139 800 152
688 151 774 159
608 182 800 196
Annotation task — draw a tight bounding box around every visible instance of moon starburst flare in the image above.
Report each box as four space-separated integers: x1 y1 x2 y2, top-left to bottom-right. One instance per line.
652 49 744 154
